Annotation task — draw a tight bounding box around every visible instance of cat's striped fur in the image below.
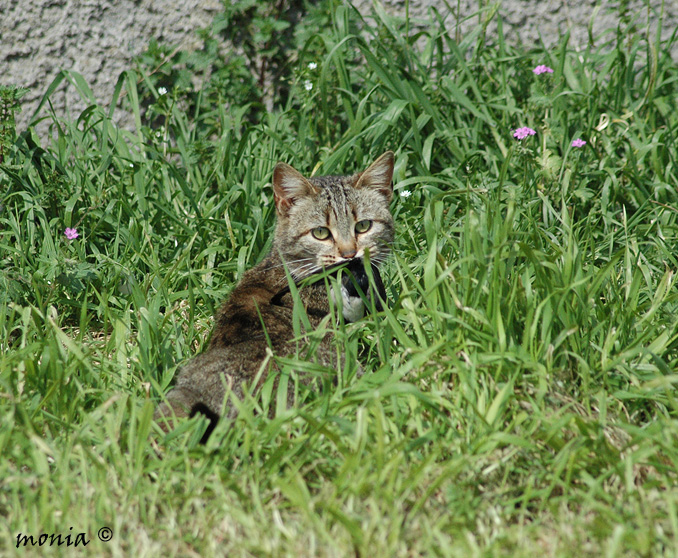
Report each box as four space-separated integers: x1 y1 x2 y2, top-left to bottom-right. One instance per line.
154 152 394 440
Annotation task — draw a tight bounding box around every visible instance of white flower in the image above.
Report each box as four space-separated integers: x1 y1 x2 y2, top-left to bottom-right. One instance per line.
308 62 317 70
158 87 167 96
400 190 412 198
304 80 313 91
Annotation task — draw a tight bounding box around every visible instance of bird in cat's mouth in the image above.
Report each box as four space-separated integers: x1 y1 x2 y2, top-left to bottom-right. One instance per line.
331 258 386 312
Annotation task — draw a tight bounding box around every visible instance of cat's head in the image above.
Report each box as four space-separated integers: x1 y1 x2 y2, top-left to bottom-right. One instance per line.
272 151 394 280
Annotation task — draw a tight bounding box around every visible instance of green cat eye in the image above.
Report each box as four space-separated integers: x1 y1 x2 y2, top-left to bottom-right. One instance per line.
312 226 331 240
355 219 372 234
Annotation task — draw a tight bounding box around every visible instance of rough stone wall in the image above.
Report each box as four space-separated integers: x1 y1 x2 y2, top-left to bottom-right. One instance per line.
1 0 221 135
1 0 675 137
356 0 674 52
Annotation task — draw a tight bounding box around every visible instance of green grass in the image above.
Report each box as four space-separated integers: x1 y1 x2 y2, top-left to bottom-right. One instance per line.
2 2 678 556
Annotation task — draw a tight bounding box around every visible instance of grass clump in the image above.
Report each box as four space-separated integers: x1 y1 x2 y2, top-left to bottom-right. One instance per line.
1 1 677 556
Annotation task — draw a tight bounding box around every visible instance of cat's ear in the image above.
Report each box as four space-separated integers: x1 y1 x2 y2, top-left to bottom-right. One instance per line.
356 151 394 201
273 162 318 215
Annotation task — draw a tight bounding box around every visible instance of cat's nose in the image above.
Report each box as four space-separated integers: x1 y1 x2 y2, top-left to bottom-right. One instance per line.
339 245 357 259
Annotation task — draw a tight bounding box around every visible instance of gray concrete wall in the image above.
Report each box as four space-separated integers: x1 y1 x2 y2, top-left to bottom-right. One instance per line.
1 0 221 135
1 0 675 137
357 0 673 52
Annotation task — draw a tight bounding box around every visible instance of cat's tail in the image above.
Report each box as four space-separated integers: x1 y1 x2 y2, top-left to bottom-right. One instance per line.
154 387 219 443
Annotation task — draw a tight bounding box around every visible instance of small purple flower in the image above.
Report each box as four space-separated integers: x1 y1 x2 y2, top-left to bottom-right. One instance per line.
533 65 554 75
513 127 537 140
64 227 79 240
571 138 587 148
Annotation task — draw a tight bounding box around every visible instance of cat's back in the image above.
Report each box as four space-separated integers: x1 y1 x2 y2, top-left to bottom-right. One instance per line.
172 281 333 418
207 257 329 350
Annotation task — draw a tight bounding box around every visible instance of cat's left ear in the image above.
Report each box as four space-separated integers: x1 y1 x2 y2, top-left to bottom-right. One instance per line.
356 151 394 202
273 162 318 216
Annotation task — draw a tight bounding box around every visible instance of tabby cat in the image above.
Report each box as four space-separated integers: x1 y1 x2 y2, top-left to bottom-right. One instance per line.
154 151 395 440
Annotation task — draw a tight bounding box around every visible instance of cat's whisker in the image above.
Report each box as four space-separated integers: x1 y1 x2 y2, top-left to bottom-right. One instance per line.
296 269 321 280
272 259 319 281
290 267 315 279
293 260 320 271
268 257 316 270
291 262 322 280
370 257 387 268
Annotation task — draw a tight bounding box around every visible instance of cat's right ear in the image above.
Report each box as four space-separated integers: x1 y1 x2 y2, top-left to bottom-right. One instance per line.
273 163 318 215
356 151 395 202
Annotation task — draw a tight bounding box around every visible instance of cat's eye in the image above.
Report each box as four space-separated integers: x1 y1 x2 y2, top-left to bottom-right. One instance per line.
312 226 332 240
355 220 372 234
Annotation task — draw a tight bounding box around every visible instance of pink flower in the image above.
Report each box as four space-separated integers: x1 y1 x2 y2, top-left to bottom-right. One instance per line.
64 227 79 240
533 65 554 75
571 138 587 148
513 127 537 140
